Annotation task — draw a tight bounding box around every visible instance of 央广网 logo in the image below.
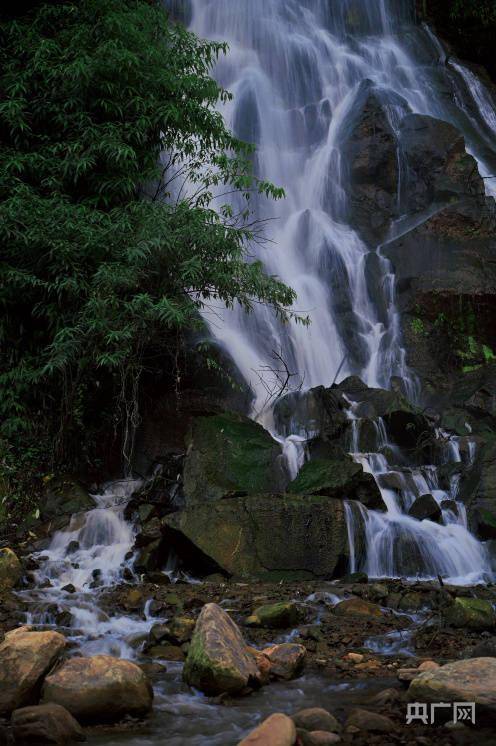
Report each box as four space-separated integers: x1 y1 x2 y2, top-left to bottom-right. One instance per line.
406 702 475 725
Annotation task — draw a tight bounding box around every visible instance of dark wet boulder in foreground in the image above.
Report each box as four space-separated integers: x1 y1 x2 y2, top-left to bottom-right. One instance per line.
182 412 284 504
163 494 348 580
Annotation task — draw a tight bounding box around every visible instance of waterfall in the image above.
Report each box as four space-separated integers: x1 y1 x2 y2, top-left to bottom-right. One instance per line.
189 0 496 583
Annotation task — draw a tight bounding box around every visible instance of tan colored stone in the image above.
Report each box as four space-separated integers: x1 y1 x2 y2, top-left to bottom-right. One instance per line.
41 654 153 723
11 702 85 744
238 713 296 746
0 629 66 715
333 598 384 619
307 733 341 745
418 660 440 671
183 603 259 695
344 652 363 663
262 643 306 680
246 646 271 686
0 547 22 590
409 657 496 714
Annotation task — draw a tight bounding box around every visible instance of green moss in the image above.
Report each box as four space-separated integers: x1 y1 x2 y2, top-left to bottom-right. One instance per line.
183 412 280 503
445 597 496 630
288 458 360 495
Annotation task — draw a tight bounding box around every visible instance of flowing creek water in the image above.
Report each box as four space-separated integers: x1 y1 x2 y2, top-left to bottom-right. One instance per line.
15 1 496 742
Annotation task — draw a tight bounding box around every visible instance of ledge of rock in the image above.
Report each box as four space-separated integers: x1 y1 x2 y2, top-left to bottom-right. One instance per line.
163 494 348 580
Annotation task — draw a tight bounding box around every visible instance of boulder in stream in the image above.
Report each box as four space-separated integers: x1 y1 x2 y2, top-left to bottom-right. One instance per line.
0 627 66 715
333 598 385 620
11 702 85 744
262 643 306 680
0 547 22 590
409 657 496 718
245 601 299 629
163 494 349 580
183 602 259 696
408 494 442 522
238 712 296 746
41 655 153 723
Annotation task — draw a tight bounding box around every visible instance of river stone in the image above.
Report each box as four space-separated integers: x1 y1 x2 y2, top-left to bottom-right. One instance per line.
301 733 341 745
0 547 22 590
444 597 496 630
246 602 299 629
262 643 306 680
408 493 441 522
333 598 385 620
345 708 396 733
292 707 341 734
183 603 259 696
288 457 385 510
11 702 85 744
163 494 348 580
0 628 66 715
238 713 296 746
182 412 283 504
409 657 496 717
41 655 153 723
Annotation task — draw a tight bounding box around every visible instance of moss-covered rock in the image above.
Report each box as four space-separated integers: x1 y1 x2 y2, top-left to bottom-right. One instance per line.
445 597 496 630
183 412 283 504
163 494 349 580
287 457 385 510
41 477 95 528
333 598 385 620
183 603 259 696
246 602 299 629
0 548 22 591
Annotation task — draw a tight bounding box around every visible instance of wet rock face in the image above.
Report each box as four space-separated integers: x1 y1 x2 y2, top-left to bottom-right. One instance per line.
342 91 399 243
0 628 66 715
41 655 153 723
183 602 259 696
163 494 348 580
40 477 95 530
183 412 285 504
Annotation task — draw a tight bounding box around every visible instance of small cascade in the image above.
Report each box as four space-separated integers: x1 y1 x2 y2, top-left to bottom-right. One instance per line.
344 417 493 584
22 479 162 658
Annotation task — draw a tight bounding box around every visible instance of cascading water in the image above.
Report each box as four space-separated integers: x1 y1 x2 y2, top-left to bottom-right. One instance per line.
190 0 496 582
22 479 161 658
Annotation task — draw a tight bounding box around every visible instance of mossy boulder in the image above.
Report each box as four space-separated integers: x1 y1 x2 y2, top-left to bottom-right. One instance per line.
183 412 283 504
0 548 22 591
246 602 299 629
41 477 95 528
445 598 496 630
474 508 496 540
333 598 385 620
163 494 349 580
287 457 385 510
183 603 258 696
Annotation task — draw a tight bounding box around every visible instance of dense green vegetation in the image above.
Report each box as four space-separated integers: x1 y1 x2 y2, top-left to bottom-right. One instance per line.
0 0 297 517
